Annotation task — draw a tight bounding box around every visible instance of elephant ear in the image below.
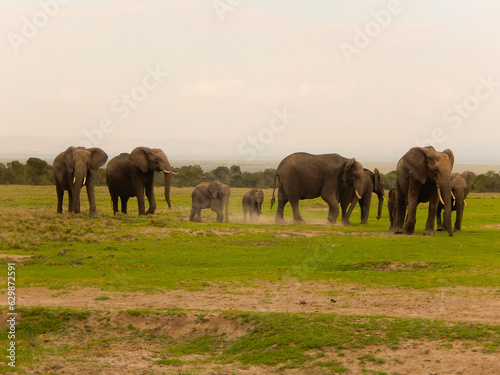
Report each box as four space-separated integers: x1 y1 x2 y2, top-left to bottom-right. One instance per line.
462 171 473 197
208 181 220 198
342 158 357 183
373 168 381 191
404 147 434 185
129 147 150 173
88 148 108 173
443 149 455 170
63 146 77 173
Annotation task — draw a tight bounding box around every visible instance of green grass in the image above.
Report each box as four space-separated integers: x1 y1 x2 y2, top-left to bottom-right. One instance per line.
0 186 499 291
0 184 499 373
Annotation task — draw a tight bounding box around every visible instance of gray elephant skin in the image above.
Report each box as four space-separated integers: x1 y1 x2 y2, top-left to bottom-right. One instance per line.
190 180 230 223
242 188 264 222
387 188 396 231
394 146 455 236
340 168 385 225
106 147 175 215
53 146 108 217
271 152 365 224
437 171 473 232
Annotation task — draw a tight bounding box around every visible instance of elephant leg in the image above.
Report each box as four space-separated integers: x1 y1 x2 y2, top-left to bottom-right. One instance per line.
145 185 156 215
275 189 288 224
403 191 419 235
210 199 224 223
340 200 348 225
111 194 119 215
424 193 438 235
86 178 98 218
388 208 394 231
189 208 200 222
436 205 443 231
287 198 305 224
393 185 407 234
454 205 463 232
360 199 370 224
121 197 129 214
67 189 74 213
56 187 64 214
137 194 147 215
321 190 339 224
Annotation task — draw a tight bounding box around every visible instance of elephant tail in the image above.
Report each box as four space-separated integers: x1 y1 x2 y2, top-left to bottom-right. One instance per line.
270 173 279 209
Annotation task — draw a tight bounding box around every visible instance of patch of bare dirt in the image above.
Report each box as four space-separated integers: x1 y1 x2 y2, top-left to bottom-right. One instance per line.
17 281 500 324
0 254 32 263
481 224 500 229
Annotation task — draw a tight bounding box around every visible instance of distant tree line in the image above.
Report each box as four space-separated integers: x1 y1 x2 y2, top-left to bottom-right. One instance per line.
1 158 500 192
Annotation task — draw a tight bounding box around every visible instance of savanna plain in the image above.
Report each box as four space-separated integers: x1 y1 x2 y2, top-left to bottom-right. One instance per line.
0 185 499 375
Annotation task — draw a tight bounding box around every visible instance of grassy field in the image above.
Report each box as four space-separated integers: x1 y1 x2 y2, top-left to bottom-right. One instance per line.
0 185 499 374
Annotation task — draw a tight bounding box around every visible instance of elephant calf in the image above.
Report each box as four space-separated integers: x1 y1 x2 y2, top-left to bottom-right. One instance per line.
437 171 473 232
339 168 385 225
242 188 264 222
190 180 230 223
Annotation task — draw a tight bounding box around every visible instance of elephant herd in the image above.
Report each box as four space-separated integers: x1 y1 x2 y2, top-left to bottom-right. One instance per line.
53 145 472 236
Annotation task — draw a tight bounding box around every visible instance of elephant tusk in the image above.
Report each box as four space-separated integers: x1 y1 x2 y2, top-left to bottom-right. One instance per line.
82 176 86 186
451 191 456 200
464 200 468 207
73 177 76 184
163 170 179 175
355 190 362 200
437 188 445 205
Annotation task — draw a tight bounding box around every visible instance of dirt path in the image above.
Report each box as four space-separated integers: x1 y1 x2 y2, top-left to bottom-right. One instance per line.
18 281 500 324
7 282 500 374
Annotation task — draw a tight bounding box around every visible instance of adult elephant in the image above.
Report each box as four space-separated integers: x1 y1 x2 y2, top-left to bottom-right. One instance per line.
437 171 473 232
106 147 176 215
271 152 364 224
189 180 230 223
242 188 264 222
393 146 455 236
340 168 385 225
53 146 108 217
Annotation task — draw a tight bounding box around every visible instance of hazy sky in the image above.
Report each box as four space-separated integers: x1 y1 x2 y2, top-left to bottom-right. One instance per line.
1 0 500 164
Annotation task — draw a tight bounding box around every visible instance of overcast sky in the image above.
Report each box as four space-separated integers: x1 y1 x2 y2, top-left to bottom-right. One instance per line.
1 0 500 165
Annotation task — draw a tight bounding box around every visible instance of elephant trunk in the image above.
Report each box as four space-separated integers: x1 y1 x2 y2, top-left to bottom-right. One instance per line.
164 172 172 208
438 181 453 236
377 194 384 220
344 194 359 225
72 169 87 213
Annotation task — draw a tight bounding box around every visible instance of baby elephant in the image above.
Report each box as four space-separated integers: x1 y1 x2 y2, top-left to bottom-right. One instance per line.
242 188 264 222
437 171 473 232
190 180 230 223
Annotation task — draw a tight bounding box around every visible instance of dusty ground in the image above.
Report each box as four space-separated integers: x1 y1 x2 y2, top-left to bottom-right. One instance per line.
18 281 500 324
7 281 500 374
